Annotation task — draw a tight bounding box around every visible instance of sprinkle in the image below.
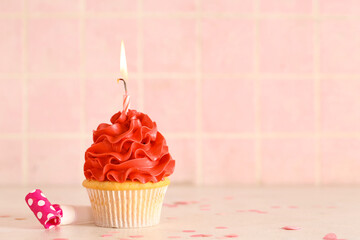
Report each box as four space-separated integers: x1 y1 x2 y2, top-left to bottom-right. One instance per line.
15 217 26 220
281 226 301 230
224 234 238 238
129 235 144 238
215 227 228 229
101 234 112 237
0 215 10 218
190 234 213 237
323 233 338 240
323 233 346 240
174 201 191 205
183 230 196 233
288 206 298 209
248 209 267 214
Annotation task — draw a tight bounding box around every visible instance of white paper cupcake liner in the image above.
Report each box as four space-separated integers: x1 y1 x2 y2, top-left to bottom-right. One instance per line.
85 186 168 228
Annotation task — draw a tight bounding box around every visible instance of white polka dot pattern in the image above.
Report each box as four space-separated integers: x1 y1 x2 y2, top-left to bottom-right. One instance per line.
38 200 45 206
25 189 62 229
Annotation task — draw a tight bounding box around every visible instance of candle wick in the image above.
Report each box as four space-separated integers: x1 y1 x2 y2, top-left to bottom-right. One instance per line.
117 78 128 94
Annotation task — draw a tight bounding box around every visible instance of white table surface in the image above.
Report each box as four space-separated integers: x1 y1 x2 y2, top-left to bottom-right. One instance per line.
0 185 359 240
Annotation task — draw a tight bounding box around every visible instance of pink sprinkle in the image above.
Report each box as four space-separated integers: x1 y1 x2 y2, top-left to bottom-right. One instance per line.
174 201 190 205
224 234 238 238
101 234 112 237
183 230 196 233
0 215 10 218
248 209 267 214
129 236 144 238
215 227 228 229
323 233 338 240
190 234 213 237
323 233 346 240
168 237 181 239
281 226 301 230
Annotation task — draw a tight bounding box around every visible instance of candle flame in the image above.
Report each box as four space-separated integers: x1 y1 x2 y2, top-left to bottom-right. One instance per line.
119 40 128 82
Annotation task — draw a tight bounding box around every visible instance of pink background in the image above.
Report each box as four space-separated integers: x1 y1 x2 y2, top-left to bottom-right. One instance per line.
1 0 359 186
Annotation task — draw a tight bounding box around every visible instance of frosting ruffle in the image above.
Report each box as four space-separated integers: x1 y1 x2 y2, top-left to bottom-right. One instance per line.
84 109 175 183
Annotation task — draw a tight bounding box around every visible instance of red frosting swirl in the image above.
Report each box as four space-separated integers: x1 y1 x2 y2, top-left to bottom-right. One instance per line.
84 109 175 183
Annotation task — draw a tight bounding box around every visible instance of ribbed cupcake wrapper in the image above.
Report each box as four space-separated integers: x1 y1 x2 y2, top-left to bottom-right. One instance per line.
86 186 168 228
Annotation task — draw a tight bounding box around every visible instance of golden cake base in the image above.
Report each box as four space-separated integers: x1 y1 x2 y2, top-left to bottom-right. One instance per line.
83 178 170 228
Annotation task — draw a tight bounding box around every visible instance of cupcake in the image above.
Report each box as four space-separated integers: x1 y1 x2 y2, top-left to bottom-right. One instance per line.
83 109 175 228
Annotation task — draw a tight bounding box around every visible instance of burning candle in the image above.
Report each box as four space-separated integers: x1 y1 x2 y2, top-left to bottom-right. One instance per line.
118 40 130 114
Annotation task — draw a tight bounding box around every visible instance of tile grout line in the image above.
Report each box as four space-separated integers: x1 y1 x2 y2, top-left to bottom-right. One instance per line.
3 72 360 79
4 12 360 19
254 0 262 185
195 0 203 185
137 0 144 112
79 0 86 181
21 0 28 186
5 132 360 139
313 0 321 186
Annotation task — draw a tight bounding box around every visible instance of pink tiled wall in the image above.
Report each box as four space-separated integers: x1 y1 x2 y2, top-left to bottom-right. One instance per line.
1 0 360 186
